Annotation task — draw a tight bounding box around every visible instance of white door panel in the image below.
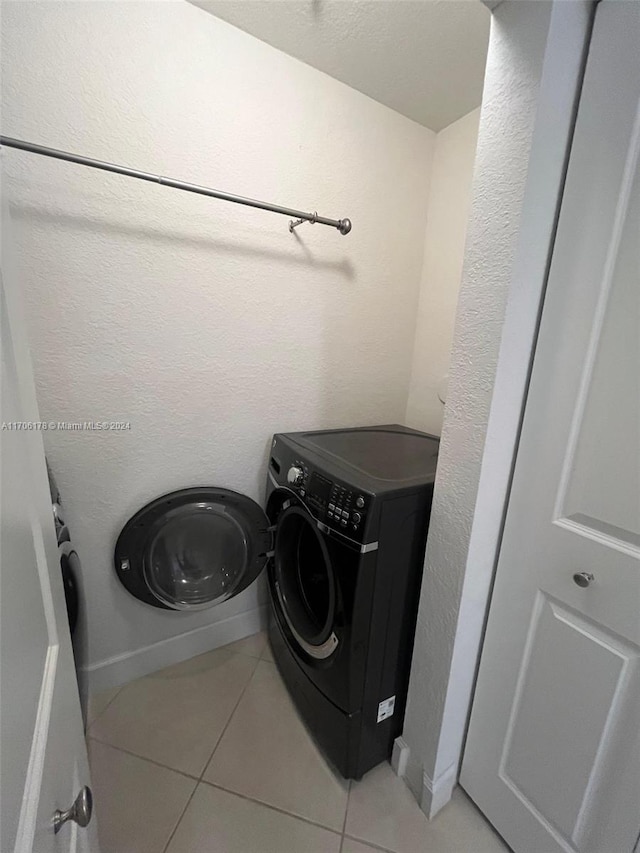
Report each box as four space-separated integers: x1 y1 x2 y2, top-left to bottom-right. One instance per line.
501 593 639 847
461 3 640 852
1 289 53 849
1 197 98 852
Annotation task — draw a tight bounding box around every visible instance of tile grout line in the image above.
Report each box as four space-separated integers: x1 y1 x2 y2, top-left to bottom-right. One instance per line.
162 646 265 853
186 640 353 844
86 646 265 786
89 638 502 853
88 644 266 782
91 641 357 850
198 653 263 782
342 833 398 853
86 735 201 782
339 779 352 853
199 778 344 840
85 684 125 734
160 652 266 853
86 735 200 853
89 732 395 853
194 644 351 843
88 637 264 731
161 781 199 853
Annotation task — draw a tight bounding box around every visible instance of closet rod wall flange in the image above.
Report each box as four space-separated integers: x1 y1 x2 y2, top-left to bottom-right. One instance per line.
0 136 352 236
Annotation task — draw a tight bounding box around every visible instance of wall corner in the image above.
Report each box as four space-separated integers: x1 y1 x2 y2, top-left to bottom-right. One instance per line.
400 0 595 816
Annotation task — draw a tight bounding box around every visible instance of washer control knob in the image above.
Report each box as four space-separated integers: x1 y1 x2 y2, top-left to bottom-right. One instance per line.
356 496 365 508
287 466 304 486
352 512 362 524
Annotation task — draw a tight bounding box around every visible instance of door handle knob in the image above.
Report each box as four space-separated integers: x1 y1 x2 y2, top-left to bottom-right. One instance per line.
53 785 93 834
573 572 595 588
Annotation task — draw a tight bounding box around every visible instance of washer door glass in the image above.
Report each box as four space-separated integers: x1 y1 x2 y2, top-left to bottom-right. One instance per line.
144 505 248 610
274 507 336 648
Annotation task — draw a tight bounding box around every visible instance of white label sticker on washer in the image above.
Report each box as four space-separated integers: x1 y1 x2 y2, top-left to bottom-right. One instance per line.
377 696 396 723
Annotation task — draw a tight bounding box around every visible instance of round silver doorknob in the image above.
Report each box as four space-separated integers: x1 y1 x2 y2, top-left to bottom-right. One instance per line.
53 786 93 834
573 572 595 588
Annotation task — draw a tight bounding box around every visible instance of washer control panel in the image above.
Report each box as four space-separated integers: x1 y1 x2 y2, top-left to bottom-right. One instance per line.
311 473 368 539
269 442 369 542
328 482 362 533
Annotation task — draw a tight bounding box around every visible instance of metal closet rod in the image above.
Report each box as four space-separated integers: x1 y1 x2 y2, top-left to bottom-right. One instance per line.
0 136 352 236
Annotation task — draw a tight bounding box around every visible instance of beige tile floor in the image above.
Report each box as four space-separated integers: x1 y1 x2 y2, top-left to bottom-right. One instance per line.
87 631 509 853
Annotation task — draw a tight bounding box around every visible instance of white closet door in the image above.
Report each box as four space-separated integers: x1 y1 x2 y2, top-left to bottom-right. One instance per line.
461 2 640 851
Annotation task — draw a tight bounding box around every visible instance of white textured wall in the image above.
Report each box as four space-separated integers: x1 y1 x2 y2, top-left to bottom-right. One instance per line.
406 108 480 435
400 0 593 817
1 1 434 685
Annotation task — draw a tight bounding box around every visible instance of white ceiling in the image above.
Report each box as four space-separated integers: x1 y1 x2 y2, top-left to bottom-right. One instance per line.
189 0 490 132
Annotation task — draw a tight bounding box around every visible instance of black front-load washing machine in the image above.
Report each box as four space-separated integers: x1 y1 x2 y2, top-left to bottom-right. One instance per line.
265 424 439 779
113 424 438 779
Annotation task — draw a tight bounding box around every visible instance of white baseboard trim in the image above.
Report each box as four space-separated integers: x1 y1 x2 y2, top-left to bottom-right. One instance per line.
420 762 458 818
391 737 457 820
391 736 410 778
80 604 268 694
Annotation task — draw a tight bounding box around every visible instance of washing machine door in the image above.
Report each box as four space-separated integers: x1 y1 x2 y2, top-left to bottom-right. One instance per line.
115 488 271 611
273 505 339 660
